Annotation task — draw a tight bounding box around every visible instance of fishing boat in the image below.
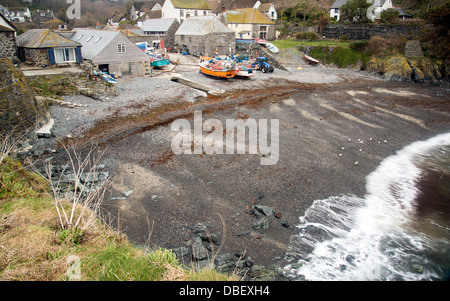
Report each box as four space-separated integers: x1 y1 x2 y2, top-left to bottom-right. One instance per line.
102 73 117 84
199 56 236 78
149 52 170 67
93 70 117 84
235 62 255 78
302 53 320 65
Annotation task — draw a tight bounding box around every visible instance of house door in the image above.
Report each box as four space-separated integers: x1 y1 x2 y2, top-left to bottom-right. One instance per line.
99 64 109 74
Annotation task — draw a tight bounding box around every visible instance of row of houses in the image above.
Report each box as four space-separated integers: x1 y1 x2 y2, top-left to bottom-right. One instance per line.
111 0 277 26
329 0 411 22
0 7 260 78
0 4 54 24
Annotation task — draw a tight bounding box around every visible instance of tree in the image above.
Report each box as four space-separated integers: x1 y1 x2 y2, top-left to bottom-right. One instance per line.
340 0 372 23
380 9 399 23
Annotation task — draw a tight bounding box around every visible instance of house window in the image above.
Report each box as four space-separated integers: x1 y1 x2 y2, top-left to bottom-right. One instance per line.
94 37 102 43
203 11 207 15
118 43 126 53
271 11 275 18
194 10 198 16
180 9 184 17
180 35 185 42
259 26 267 40
54 48 76 63
86 36 93 42
335 8 339 13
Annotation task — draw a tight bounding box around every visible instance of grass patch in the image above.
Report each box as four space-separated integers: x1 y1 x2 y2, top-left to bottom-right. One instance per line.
0 156 237 281
309 46 371 68
30 75 79 100
271 39 351 49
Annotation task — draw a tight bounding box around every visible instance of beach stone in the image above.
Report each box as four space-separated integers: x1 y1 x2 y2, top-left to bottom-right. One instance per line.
192 222 219 242
191 237 208 260
254 205 274 216
252 216 270 230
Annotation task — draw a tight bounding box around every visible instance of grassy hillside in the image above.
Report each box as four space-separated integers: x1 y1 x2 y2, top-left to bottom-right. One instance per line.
0 155 235 281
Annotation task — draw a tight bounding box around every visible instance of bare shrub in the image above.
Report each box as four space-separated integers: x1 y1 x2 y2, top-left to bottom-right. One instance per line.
33 145 108 231
368 36 388 55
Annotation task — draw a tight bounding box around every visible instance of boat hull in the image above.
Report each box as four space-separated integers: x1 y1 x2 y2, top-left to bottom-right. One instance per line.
235 69 254 77
199 65 235 78
151 58 170 67
303 54 319 65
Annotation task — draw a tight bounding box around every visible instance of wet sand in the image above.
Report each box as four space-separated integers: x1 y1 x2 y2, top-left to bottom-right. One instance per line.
35 56 450 275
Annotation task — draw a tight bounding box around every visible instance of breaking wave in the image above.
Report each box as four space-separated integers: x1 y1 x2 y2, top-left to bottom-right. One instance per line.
284 133 450 281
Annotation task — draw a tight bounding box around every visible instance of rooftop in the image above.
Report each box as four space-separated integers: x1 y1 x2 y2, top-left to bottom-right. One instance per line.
70 29 120 60
141 18 177 32
175 15 230 35
223 8 274 24
169 0 211 10
16 29 80 48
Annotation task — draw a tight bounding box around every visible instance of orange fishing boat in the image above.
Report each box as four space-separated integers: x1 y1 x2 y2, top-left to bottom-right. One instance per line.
199 56 236 78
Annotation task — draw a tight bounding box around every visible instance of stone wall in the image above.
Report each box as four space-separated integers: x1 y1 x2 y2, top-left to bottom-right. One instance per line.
175 32 235 57
19 48 51 66
321 24 434 40
0 58 49 136
0 32 18 60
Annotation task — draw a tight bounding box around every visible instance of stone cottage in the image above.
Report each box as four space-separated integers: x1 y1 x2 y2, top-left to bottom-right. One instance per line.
70 29 151 77
174 15 235 57
16 29 82 66
0 13 18 60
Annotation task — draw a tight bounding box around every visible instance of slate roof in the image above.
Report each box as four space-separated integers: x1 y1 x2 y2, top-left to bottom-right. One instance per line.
170 0 211 10
70 29 119 60
175 15 230 35
141 18 177 32
16 29 80 48
0 13 16 32
208 0 258 13
330 0 348 9
223 8 274 24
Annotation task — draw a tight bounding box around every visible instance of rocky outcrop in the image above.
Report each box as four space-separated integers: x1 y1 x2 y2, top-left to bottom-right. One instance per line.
0 58 50 136
366 56 445 83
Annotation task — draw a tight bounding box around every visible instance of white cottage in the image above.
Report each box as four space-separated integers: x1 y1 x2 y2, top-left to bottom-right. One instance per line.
161 0 211 23
330 0 393 21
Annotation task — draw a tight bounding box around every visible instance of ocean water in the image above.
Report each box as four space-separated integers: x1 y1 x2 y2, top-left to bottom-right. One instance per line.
284 133 450 281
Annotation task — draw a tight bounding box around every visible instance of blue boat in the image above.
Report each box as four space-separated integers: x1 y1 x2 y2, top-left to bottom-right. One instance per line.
149 52 170 67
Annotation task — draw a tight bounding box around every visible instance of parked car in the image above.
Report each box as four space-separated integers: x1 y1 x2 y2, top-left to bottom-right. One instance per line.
266 42 279 54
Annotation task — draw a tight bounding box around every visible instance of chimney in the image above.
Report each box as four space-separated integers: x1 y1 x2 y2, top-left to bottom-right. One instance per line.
221 2 225 13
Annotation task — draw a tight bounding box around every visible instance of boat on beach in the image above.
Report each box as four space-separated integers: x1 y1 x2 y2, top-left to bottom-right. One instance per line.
149 52 170 67
93 70 117 84
199 56 236 78
235 63 255 78
302 53 320 65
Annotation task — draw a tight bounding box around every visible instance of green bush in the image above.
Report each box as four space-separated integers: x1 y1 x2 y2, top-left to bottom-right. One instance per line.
349 40 369 52
309 46 370 68
295 31 318 41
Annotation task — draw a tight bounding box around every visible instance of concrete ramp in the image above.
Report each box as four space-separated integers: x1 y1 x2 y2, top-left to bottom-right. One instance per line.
170 74 225 96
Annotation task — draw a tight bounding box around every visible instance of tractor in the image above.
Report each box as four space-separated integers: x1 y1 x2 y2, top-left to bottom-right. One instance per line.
252 57 274 73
